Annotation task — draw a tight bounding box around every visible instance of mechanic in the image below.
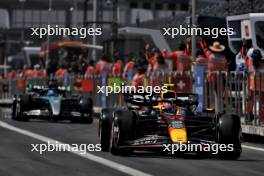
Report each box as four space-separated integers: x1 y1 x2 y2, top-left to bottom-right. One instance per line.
175 44 192 72
95 55 112 75
132 61 147 87
235 39 251 72
150 54 169 86
248 49 264 122
162 48 173 72
55 64 67 78
31 64 41 78
122 55 135 80
112 55 123 76
7 69 18 80
23 65 34 81
146 48 159 75
200 40 227 113
85 60 95 78
153 54 168 74
184 36 192 56
195 49 208 71
37 65 47 78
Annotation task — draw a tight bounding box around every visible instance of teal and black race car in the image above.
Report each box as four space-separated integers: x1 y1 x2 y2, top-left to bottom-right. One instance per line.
12 84 93 123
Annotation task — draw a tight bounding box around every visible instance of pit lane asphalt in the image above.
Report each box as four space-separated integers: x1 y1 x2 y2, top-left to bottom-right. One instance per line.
1 109 264 176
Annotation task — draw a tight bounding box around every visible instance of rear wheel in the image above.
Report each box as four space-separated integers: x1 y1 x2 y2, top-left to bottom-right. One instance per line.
110 110 134 155
217 114 241 160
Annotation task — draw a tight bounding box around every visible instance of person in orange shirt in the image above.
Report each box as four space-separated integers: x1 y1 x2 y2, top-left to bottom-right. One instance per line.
147 49 160 75
55 65 67 78
122 56 135 80
200 40 227 113
85 60 95 78
112 56 123 76
95 55 112 75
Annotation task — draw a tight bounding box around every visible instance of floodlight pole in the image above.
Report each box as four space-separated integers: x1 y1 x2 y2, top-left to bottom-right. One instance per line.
46 0 52 68
92 0 97 61
191 0 196 72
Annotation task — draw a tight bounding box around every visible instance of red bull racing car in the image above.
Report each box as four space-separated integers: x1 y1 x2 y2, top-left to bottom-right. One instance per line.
99 91 241 159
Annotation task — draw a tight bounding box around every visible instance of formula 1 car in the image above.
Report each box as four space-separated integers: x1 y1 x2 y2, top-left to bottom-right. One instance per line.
12 84 93 123
99 91 241 159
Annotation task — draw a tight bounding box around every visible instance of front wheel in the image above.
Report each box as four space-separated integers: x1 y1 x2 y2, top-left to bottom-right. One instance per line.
217 114 241 160
110 110 134 156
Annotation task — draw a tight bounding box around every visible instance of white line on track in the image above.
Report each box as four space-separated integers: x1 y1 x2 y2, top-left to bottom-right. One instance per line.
0 121 152 176
242 145 264 152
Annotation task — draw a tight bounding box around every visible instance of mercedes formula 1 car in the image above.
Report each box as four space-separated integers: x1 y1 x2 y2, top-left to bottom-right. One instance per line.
99 91 241 159
12 85 93 123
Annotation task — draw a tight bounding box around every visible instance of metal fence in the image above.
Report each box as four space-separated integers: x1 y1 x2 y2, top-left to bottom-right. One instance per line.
1 71 264 126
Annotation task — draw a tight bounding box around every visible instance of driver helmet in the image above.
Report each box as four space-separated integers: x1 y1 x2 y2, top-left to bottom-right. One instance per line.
47 89 55 96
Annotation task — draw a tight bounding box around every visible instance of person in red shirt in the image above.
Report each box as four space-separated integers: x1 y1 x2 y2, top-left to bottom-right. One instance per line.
112 56 123 76
170 44 192 72
31 64 41 78
95 55 112 75
23 65 34 81
38 67 47 78
85 60 95 78
195 50 208 71
7 70 18 80
184 36 192 56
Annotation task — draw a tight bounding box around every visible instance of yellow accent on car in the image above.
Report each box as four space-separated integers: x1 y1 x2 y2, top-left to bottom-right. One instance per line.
169 128 187 143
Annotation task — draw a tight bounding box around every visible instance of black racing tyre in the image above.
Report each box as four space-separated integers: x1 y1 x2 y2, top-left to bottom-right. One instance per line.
16 95 30 122
217 114 241 160
80 97 93 113
79 98 94 124
110 110 134 156
99 109 114 152
11 96 17 120
20 95 30 111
